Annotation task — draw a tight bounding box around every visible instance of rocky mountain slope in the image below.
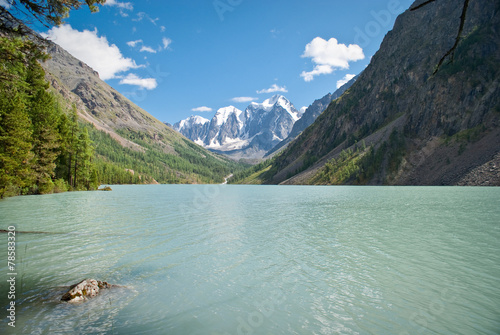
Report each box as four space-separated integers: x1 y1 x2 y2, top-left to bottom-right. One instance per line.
234 0 500 186
44 44 239 183
174 95 302 160
45 42 166 152
0 8 238 184
266 75 357 157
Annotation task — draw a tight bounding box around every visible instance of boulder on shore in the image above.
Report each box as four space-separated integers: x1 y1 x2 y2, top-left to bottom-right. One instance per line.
61 279 113 302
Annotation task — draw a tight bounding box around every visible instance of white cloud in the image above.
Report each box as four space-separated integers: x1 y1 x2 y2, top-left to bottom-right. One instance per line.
257 84 288 94
231 97 258 103
300 106 307 114
0 0 12 9
140 45 157 53
43 25 140 80
300 37 364 82
134 12 159 25
104 0 133 10
336 74 356 89
119 74 157 90
127 39 142 47
128 38 171 53
303 37 365 68
192 106 213 113
160 26 166 32
301 64 334 82
162 38 172 50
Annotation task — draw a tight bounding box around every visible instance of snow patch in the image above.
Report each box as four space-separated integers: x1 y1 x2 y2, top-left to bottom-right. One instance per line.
214 106 244 126
206 136 252 151
175 115 209 131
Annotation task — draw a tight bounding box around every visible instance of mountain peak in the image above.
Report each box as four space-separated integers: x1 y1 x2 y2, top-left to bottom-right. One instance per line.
192 115 210 122
215 105 241 114
173 115 209 132
189 115 210 125
267 94 287 104
214 106 243 126
253 95 300 121
262 94 290 108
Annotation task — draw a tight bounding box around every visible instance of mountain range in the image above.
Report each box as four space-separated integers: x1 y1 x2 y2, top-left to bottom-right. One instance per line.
174 77 358 161
173 95 302 160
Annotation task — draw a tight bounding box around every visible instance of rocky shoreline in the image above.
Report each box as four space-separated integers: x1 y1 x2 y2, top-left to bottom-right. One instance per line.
456 153 500 186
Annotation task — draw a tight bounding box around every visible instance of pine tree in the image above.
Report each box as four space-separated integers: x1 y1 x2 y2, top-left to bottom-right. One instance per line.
25 48 62 193
74 126 95 190
54 105 79 188
28 89 61 193
0 92 34 197
1 1 106 30
0 37 34 197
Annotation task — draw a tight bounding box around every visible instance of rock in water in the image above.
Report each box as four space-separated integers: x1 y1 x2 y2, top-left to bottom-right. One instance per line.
61 279 112 302
98 186 112 191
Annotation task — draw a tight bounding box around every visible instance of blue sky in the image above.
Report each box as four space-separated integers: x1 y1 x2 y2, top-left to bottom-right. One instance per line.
9 0 414 124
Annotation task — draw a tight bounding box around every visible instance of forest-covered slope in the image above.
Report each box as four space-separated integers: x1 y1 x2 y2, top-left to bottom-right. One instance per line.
232 0 500 186
1 7 240 191
42 41 240 184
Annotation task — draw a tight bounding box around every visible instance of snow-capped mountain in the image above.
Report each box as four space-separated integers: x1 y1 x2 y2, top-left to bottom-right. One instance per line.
174 115 210 146
173 95 302 159
266 75 358 157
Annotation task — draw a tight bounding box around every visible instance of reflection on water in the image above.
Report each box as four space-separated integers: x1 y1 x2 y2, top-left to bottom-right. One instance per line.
1 185 499 334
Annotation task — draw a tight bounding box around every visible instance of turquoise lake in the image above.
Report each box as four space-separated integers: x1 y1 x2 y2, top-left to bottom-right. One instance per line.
1 185 499 334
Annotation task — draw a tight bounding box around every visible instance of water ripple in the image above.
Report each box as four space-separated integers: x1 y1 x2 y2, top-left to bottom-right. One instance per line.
1 186 499 334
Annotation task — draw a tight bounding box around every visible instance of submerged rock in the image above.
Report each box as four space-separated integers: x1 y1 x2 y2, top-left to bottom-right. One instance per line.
98 186 112 191
61 279 113 302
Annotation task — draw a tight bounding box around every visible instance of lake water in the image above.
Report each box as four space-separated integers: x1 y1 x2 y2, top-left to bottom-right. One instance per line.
1 185 499 334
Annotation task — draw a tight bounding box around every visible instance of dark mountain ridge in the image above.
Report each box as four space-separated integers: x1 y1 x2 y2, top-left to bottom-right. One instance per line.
265 75 357 158
235 0 500 186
